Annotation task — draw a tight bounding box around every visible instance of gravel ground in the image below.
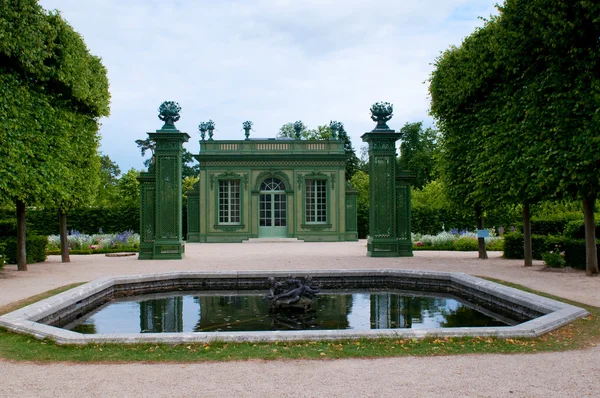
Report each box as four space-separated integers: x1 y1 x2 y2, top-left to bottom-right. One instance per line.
1 241 599 397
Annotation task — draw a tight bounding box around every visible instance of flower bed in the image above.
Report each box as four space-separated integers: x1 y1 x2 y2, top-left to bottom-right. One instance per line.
412 229 504 251
47 230 139 254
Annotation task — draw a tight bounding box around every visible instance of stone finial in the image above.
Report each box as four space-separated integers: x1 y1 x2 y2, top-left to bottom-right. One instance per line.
370 102 393 131
206 120 215 140
158 101 181 130
198 122 208 141
293 121 304 139
242 121 253 140
329 121 343 140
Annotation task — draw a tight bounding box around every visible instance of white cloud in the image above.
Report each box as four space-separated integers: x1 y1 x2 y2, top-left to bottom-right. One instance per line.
39 0 498 171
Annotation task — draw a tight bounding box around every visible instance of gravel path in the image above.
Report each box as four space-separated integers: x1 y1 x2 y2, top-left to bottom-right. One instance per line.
1 241 599 397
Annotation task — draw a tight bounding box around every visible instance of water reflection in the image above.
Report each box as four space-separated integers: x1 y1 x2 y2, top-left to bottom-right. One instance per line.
65 291 509 334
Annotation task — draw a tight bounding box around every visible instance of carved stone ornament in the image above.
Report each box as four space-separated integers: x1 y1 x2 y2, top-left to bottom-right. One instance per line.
198 122 208 141
158 101 181 130
293 121 304 139
370 102 393 131
242 121 253 140
266 276 320 312
329 121 343 140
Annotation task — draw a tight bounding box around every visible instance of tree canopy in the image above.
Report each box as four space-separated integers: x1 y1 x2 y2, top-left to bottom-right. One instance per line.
0 0 110 268
397 122 439 190
429 0 600 273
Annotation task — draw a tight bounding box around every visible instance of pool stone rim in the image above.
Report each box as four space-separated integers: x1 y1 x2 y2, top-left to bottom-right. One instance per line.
0 269 589 344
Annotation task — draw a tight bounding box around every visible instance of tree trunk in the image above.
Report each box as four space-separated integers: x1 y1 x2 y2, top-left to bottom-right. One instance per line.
59 210 70 263
582 195 599 276
475 205 488 259
16 200 27 271
523 203 533 267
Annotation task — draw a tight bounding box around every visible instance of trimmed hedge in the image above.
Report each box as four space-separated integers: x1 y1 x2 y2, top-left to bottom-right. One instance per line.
0 240 5 271
563 219 600 239
514 213 584 236
503 232 599 269
0 205 140 236
0 219 16 237
0 236 48 264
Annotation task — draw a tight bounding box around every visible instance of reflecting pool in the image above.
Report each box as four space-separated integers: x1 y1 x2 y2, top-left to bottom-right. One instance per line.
61 290 513 334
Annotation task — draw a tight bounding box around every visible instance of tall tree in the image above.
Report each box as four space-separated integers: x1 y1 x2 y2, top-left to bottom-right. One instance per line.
430 0 600 273
96 154 121 206
0 1 110 269
397 122 439 190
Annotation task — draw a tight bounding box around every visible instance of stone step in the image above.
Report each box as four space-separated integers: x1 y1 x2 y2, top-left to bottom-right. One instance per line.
243 238 304 243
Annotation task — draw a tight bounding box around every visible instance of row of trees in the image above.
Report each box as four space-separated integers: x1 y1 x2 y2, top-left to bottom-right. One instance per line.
0 1 110 269
429 0 599 275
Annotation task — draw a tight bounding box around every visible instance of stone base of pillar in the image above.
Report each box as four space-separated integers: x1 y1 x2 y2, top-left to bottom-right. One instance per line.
367 238 401 257
397 240 414 257
152 240 185 260
138 243 154 260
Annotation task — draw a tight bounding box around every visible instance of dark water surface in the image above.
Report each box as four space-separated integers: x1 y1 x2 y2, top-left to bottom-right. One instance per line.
62 290 511 334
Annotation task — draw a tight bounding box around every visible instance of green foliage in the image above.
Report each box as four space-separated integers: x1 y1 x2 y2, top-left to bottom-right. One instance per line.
0 0 110 116
116 169 140 207
453 236 478 251
515 214 583 236
350 171 369 238
0 205 139 235
397 122 439 190
430 0 600 272
0 219 16 237
278 122 311 139
181 149 200 179
503 232 599 269
96 154 121 206
0 0 110 265
564 219 600 240
0 241 5 271
542 247 567 268
411 180 520 234
0 236 47 264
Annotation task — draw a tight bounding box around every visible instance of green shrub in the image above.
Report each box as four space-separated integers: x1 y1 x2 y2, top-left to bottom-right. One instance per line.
0 205 139 235
0 219 16 237
541 246 566 268
487 238 504 251
503 233 599 269
502 233 558 259
453 236 478 251
0 236 48 264
0 241 5 271
563 219 600 239
514 213 583 236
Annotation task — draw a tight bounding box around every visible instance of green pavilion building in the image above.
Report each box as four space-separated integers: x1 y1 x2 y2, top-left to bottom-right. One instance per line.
138 101 412 259
186 126 359 243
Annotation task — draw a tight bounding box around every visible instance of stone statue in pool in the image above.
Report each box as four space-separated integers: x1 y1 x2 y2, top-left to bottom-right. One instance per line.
266 276 320 311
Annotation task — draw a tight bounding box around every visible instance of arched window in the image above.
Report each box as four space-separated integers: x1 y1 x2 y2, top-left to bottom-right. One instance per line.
260 177 285 191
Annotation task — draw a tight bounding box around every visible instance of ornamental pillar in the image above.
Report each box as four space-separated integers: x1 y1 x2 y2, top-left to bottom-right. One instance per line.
361 102 412 257
139 101 189 260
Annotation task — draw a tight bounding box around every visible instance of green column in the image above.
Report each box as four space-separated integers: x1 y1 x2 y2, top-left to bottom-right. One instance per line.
361 130 402 256
396 172 413 256
361 102 412 257
186 181 200 242
138 172 156 259
148 130 190 259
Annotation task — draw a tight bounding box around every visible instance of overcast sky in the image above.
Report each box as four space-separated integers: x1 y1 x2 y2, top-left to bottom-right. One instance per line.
38 0 498 173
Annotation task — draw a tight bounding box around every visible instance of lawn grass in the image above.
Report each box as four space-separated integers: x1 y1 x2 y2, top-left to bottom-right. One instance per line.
0 280 598 363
